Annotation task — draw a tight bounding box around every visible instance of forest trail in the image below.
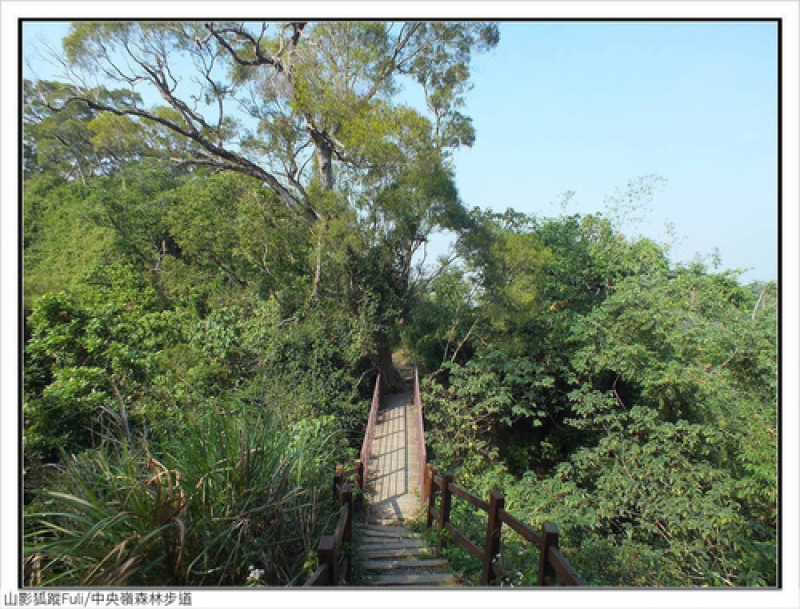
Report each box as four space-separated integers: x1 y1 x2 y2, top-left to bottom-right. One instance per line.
359 357 459 586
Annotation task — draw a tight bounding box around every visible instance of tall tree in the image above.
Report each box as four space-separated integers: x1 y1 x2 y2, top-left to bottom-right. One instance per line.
36 20 499 388
51 21 497 215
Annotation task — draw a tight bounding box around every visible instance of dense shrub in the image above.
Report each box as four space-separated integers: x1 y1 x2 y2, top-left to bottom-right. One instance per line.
24 407 347 586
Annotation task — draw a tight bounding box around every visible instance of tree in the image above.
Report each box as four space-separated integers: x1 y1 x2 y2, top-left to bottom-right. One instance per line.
36 20 499 388
23 80 146 181
418 208 777 585
56 22 496 201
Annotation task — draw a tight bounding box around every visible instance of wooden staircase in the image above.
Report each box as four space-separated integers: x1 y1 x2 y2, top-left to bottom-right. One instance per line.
307 363 460 587
358 366 458 587
306 364 585 588
359 523 459 587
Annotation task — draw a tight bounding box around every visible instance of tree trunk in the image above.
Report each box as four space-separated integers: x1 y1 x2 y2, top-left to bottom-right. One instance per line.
375 328 405 393
310 129 334 190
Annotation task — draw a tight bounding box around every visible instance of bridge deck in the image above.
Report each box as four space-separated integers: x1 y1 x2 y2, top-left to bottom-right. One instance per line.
364 390 423 524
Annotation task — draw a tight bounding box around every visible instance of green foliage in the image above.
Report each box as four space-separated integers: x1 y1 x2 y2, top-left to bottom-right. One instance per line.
23 79 145 180
156 170 335 316
402 267 478 368
25 407 347 586
24 19 777 588
506 398 775 586
24 267 174 462
23 178 115 304
425 348 567 480
419 211 776 587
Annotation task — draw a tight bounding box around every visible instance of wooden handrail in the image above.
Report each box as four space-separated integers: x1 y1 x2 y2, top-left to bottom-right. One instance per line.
424 467 586 586
449 482 489 512
445 522 483 560
548 545 585 587
303 563 330 587
305 469 356 586
306 371 586 588
498 508 541 546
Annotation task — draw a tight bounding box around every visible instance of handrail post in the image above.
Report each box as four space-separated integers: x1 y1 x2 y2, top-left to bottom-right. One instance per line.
354 459 364 507
341 485 353 545
481 490 505 585
538 522 559 586
333 465 344 500
424 463 434 526
355 460 364 491
426 465 438 528
438 471 453 552
439 471 453 528
317 535 337 586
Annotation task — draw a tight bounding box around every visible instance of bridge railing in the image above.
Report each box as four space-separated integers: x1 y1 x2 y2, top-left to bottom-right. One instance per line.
307 369 584 587
412 365 427 506
424 465 585 586
304 466 355 586
306 372 381 586
359 373 382 489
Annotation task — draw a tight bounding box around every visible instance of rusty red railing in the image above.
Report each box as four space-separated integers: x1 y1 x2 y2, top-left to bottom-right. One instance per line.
413 365 427 506
359 373 381 489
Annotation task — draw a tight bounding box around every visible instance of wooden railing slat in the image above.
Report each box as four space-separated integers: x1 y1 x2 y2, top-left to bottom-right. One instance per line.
303 564 330 587
444 523 484 561
449 482 490 512
497 508 541 545
548 546 587 586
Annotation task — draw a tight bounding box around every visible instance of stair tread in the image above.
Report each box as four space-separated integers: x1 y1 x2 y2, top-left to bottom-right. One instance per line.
363 558 448 571
361 538 426 548
366 572 459 586
362 546 435 559
360 523 417 532
360 530 423 540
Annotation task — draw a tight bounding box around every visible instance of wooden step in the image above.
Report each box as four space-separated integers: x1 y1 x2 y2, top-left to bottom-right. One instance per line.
360 529 423 540
367 572 460 586
367 519 417 526
361 546 435 560
360 524 417 533
363 558 448 571
360 538 426 549
362 544 429 556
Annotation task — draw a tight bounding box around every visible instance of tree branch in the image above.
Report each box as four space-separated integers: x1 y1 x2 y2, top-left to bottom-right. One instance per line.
205 22 283 70
68 94 317 222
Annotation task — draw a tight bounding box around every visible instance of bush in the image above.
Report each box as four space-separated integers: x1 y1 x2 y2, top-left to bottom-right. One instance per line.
24 406 348 586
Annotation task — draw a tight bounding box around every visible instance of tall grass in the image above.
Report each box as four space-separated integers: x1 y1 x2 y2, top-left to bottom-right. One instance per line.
24 406 346 586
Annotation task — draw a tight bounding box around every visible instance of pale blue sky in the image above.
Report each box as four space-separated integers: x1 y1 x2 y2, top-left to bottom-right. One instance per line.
23 20 779 282
448 21 778 282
